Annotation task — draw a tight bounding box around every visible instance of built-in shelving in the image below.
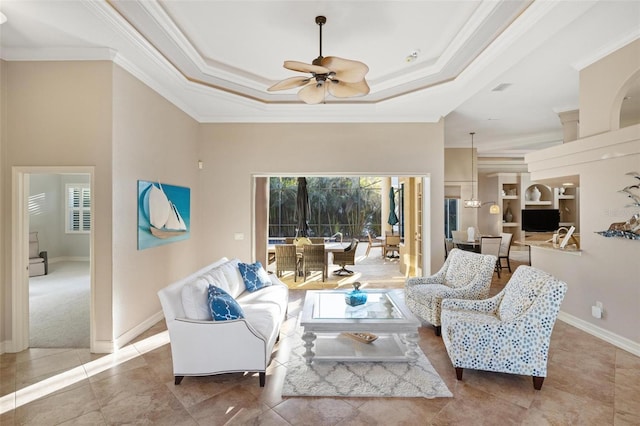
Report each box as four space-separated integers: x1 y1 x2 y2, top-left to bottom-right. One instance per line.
555 186 579 230
487 173 522 241
485 173 580 243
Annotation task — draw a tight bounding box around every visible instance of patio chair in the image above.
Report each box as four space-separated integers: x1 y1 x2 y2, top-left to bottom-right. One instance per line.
332 239 359 275
405 248 496 336
498 232 513 272
384 235 400 258
480 236 502 278
441 265 567 390
309 237 325 244
275 244 299 282
365 231 384 257
301 243 325 281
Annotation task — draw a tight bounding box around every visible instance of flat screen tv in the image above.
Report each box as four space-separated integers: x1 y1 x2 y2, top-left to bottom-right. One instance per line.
521 209 560 232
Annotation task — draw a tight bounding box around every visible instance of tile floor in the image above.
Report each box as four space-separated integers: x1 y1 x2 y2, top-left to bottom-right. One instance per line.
1 255 639 425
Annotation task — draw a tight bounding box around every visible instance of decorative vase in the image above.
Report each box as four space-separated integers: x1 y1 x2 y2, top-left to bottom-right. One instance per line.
504 202 513 223
345 282 367 307
531 186 542 202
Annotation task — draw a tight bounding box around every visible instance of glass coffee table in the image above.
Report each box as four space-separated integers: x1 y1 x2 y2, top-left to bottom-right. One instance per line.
299 289 421 365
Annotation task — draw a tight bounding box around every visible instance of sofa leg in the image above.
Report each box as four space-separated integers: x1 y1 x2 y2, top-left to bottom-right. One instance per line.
533 376 544 390
434 326 441 336
174 376 184 385
259 372 265 387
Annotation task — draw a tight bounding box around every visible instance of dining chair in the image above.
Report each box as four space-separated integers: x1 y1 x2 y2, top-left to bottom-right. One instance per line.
275 244 299 282
444 237 454 260
498 232 513 272
480 236 502 278
451 230 467 242
384 235 401 258
301 243 325 281
365 231 384 257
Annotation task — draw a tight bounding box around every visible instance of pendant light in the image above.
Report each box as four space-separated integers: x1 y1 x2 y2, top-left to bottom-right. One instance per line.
464 132 482 208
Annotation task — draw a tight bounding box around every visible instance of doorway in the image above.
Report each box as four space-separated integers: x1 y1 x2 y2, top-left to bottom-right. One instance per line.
253 173 431 278
11 167 95 352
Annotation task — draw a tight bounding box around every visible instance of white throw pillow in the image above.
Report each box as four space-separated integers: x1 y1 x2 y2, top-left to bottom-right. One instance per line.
181 277 211 320
203 268 231 295
218 258 246 298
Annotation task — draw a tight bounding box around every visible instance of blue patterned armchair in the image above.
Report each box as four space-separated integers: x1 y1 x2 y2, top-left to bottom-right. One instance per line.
440 265 567 390
404 248 497 336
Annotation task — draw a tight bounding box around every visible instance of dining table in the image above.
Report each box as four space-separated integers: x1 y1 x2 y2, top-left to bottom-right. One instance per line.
267 241 350 277
450 238 481 253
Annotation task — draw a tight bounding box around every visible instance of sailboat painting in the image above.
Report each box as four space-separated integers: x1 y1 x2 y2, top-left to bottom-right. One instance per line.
138 180 190 250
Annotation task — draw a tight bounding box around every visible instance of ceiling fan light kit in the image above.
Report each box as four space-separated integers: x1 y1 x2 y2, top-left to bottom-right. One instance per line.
267 16 370 104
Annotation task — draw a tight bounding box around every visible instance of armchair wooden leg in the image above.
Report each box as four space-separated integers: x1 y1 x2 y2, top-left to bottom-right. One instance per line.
455 367 463 380
259 372 266 387
174 376 184 385
533 376 544 390
434 325 441 336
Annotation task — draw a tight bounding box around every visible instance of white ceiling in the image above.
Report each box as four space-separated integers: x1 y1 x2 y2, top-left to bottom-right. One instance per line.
1 0 639 159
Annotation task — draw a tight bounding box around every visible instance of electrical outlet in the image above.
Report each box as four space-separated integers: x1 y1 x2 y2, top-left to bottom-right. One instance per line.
234 233 244 241
591 301 604 319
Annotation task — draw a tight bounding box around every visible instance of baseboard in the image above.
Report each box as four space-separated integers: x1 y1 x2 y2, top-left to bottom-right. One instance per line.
0 340 6 354
49 256 90 263
114 310 165 350
558 311 640 357
91 340 114 354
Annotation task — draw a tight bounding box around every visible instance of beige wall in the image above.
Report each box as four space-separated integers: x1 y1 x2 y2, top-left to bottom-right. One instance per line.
579 39 640 137
527 128 640 345
111 65 201 344
0 61 202 351
1 60 6 348
527 38 640 348
445 148 477 231
198 122 445 273
2 61 114 346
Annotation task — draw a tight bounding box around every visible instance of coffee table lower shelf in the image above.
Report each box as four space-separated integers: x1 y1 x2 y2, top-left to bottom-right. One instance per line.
302 332 418 364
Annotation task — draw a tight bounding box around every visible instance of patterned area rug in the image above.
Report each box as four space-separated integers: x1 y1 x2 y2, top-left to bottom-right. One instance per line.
282 333 452 398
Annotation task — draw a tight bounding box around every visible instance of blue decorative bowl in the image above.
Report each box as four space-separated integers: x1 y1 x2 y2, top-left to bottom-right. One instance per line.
345 282 367 306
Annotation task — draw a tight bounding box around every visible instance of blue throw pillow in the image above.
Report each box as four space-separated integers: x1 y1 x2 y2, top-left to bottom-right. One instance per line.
238 261 272 292
207 285 244 321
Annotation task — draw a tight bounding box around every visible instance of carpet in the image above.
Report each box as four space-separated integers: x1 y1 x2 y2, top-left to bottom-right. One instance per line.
29 261 90 348
282 333 453 398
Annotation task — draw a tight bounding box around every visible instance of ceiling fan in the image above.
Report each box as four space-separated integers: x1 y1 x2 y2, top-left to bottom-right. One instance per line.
267 15 370 104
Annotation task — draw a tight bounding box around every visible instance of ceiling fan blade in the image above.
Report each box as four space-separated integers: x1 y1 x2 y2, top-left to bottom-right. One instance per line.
284 61 331 74
298 82 327 104
267 76 310 92
328 79 370 98
321 56 369 83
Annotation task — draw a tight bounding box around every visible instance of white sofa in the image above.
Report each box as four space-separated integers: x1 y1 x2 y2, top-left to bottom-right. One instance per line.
157 257 289 386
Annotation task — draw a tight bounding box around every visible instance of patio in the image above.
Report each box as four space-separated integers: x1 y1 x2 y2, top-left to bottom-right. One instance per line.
266 240 406 290
266 241 531 290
